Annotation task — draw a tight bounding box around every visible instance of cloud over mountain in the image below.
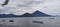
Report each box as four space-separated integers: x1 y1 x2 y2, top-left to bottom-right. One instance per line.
0 0 41 15
0 0 60 16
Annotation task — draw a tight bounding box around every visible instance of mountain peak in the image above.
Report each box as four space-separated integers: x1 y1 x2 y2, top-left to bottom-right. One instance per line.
33 10 44 14
32 10 51 17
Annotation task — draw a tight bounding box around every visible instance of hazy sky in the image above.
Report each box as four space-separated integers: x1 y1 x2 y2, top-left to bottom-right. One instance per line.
0 0 60 16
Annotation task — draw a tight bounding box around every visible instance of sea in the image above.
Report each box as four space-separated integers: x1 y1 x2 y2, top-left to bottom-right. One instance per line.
0 17 60 27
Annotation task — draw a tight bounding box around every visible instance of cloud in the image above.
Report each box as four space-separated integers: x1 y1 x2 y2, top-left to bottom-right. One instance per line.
0 0 41 15
37 0 60 15
0 0 60 16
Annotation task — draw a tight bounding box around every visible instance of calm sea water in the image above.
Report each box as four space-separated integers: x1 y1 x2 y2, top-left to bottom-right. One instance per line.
0 17 60 27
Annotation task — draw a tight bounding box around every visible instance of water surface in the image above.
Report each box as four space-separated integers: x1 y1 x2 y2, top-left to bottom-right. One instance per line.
0 17 60 27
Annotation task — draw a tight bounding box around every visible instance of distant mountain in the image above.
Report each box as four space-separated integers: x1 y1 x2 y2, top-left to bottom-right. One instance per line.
0 14 17 18
0 10 52 18
32 10 51 17
19 13 33 17
0 13 33 17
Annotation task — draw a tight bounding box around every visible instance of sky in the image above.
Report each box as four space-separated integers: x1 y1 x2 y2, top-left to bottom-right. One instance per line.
0 0 60 16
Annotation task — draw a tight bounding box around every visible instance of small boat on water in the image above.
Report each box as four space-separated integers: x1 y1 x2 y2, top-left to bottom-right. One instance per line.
49 18 54 19
33 21 43 24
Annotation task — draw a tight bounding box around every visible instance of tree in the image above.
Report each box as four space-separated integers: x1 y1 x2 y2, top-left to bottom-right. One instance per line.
2 0 9 6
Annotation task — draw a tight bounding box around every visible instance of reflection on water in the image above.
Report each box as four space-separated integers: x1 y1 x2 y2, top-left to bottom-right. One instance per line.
0 17 60 27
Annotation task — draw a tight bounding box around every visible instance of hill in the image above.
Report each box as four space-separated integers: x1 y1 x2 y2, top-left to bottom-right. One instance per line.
19 13 33 17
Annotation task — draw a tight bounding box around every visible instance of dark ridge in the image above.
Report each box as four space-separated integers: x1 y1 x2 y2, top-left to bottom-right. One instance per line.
0 14 17 18
19 13 33 17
